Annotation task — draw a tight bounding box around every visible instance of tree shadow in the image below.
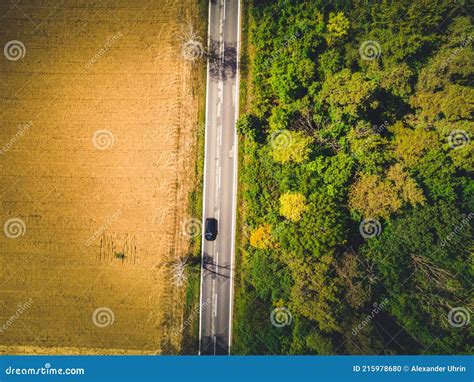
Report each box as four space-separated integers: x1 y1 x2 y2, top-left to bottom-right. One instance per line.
203 252 231 279
207 39 238 83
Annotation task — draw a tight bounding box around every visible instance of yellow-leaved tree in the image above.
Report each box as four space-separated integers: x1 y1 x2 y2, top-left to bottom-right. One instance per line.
349 164 425 218
270 130 312 163
326 12 350 45
249 224 278 250
279 192 307 222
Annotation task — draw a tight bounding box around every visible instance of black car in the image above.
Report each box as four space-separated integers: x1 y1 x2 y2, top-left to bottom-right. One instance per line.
205 218 218 241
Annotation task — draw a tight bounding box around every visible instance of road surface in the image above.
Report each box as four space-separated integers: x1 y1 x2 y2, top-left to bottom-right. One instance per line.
198 0 240 355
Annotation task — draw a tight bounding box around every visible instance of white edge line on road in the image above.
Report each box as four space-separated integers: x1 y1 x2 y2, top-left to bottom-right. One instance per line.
228 0 241 354
198 0 212 356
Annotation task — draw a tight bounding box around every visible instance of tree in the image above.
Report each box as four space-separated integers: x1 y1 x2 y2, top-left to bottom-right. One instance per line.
270 130 312 163
235 0 472 356
349 173 401 218
247 249 292 302
319 69 378 121
270 48 315 104
249 224 278 249
334 249 371 310
391 121 439 168
387 163 425 206
236 114 260 140
416 17 473 93
317 49 342 79
410 16 474 123
351 0 450 65
411 85 474 122
279 192 307 222
268 106 294 131
348 122 392 174
349 165 425 218
278 192 347 259
361 202 473 352
326 12 350 46
374 63 414 100
287 253 342 332
304 330 335 354
413 149 458 202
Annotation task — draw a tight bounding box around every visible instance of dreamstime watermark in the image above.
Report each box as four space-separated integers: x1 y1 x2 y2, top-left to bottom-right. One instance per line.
84 32 123 69
92 307 115 328
0 298 33 333
173 298 211 336
3 218 26 239
181 217 201 238
440 34 473 70
0 121 32 155
270 130 292 150
359 218 382 239
447 307 470 328
372 120 389 134
440 212 473 247
448 130 470 149
152 208 173 227
352 298 389 336
264 30 302 68
180 24 204 63
4 40 26 61
5 363 85 376
182 40 204 62
84 209 122 247
359 40 381 60
92 129 115 150
270 307 293 328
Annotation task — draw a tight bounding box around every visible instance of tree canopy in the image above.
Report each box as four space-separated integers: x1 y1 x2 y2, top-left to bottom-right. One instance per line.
234 0 473 356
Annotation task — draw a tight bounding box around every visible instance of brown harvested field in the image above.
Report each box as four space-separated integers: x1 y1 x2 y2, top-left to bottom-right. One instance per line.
0 0 202 354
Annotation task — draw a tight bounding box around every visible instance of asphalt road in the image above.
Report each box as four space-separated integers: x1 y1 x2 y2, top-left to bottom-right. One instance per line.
198 0 240 355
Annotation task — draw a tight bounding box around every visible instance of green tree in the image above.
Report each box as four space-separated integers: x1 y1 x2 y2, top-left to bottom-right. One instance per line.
319 69 378 121
348 122 392 174
326 12 350 45
361 202 473 352
278 193 347 259
236 114 260 140
411 16 474 123
413 149 458 202
235 0 472 356
391 121 439 168
287 254 342 332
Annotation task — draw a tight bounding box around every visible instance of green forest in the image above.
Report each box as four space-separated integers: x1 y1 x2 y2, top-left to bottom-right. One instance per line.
234 0 473 354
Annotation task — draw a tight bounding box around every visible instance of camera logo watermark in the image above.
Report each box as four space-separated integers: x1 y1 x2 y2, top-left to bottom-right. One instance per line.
4 40 26 61
181 217 201 238
270 307 293 328
3 218 26 239
359 218 382 239
448 130 469 149
359 40 381 60
448 307 470 328
92 129 115 150
92 307 115 328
